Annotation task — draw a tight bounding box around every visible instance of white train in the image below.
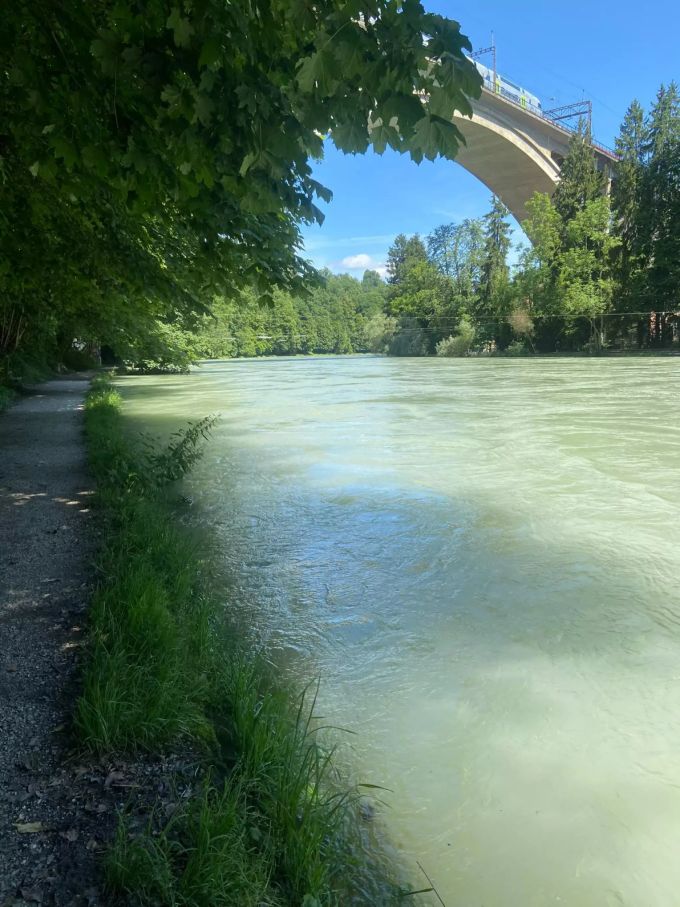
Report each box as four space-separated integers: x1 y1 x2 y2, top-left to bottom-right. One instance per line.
473 60 542 114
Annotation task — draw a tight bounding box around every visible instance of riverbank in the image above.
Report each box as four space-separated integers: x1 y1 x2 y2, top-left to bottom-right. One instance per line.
0 374 414 905
77 377 411 905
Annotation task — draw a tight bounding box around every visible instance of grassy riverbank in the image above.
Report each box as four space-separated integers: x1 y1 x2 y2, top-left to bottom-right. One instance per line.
78 376 412 906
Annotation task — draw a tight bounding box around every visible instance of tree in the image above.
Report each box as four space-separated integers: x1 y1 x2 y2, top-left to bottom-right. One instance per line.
1 1 481 368
515 192 563 319
612 100 646 311
557 197 619 348
427 219 484 304
387 235 429 286
638 83 680 314
362 270 385 290
385 233 452 352
478 196 511 320
552 122 604 227
358 271 388 318
508 308 535 351
508 87 680 353
388 259 451 323
363 312 396 353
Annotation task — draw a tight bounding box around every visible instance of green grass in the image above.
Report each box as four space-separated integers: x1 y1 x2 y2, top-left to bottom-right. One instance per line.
78 376 415 906
106 778 284 907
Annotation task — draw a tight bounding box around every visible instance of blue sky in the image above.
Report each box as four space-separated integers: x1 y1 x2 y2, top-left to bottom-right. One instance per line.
300 0 680 278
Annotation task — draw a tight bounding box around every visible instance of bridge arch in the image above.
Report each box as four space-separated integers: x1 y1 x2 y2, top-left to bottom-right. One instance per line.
450 89 616 223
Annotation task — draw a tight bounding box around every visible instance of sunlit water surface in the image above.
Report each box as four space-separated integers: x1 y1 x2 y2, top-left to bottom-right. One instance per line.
120 356 680 906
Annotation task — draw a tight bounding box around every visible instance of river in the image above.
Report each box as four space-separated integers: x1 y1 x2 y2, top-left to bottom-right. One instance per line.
120 356 680 907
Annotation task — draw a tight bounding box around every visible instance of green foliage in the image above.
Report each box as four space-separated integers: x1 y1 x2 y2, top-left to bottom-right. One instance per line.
477 197 512 319
108 781 282 906
552 122 604 227
636 83 680 312
1 1 480 371
61 346 100 372
523 193 563 268
612 100 646 310
384 199 510 354
193 272 388 359
436 315 476 357
427 219 485 304
143 416 218 489
516 192 618 350
504 339 529 356
388 260 451 323
508 308 535 350
363 312 398 354
386 232 452 354
257 91 680 361
386 234 429 286
378 112 680 357
512 81 680 352
78 381 216 750
387 317 429 356
558 197 619 320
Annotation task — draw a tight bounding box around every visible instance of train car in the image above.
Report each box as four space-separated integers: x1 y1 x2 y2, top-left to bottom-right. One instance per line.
473 60 542 114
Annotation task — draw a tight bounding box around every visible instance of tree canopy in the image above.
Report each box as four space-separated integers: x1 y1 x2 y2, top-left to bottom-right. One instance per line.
1 1 481 370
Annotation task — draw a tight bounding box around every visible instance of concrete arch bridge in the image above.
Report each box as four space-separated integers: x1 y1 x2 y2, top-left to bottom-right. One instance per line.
451 87 618 223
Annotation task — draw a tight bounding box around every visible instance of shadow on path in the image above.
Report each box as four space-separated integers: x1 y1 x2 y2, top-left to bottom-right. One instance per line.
0 376 105 905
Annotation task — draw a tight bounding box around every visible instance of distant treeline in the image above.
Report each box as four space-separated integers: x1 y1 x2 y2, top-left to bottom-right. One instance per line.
190 272 388 360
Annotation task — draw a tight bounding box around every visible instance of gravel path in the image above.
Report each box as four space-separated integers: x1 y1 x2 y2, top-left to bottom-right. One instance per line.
0 376 102 906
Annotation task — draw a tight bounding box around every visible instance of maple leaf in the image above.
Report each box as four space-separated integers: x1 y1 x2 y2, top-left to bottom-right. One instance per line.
167 8 194 48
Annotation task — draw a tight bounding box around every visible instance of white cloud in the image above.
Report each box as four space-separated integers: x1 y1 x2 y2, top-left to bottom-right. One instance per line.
336 253 388 279
341 253 374 269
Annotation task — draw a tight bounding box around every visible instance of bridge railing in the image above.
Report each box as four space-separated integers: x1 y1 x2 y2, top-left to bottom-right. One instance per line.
480 83 620 161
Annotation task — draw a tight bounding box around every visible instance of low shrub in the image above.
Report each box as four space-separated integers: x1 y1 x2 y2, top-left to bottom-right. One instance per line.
436 315 476 357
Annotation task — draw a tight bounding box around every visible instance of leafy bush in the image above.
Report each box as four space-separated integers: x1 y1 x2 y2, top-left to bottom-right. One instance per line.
141 416 219 490
436 315 476 357
363 312 397 354
505 340 529 356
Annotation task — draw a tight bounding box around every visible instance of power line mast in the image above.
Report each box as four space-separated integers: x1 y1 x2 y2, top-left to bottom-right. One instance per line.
544 99 593 133
470 34 497 85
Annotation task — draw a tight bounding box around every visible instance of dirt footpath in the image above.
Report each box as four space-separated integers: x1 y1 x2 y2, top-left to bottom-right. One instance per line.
0 376 105 906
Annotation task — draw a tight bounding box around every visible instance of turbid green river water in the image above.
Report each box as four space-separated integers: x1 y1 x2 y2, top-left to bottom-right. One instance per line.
120 356 680 907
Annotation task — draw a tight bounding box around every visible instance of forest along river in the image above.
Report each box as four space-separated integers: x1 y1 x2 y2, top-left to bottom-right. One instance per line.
119 356 680 907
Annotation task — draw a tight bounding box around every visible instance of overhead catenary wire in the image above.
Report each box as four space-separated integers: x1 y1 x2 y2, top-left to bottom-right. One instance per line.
210 310 674 347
